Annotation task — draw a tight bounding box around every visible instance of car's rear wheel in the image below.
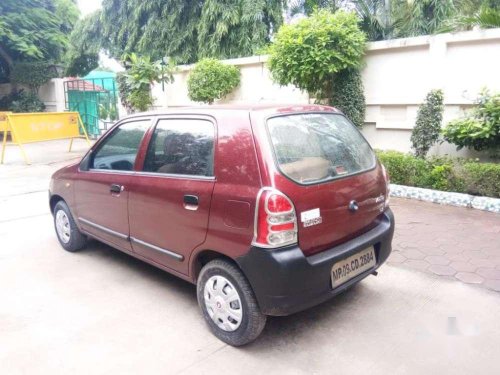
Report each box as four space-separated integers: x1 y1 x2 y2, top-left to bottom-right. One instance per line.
197 259 266 346
53 200 87 252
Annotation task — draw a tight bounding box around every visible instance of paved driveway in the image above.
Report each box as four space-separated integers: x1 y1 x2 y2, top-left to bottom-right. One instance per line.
389 198 500 291
1 140 499 374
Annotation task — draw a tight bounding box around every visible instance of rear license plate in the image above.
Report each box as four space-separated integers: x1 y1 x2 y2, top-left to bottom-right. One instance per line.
331 247 376 288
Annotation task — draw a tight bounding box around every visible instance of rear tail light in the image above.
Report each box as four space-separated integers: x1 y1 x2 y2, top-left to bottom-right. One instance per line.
252 188 298 248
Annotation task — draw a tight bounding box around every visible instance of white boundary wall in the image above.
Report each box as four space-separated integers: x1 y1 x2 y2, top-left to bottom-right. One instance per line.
153 28 500 158
0 78 66 113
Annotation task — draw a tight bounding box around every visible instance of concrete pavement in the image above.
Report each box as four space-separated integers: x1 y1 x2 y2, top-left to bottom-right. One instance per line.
1 140 500 374
1 214 499 374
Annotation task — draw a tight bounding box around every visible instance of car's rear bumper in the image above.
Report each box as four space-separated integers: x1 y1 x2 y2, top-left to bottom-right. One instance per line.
236 208 395 316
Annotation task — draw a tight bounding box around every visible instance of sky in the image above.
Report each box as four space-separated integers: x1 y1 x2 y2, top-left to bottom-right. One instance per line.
77 0 102 16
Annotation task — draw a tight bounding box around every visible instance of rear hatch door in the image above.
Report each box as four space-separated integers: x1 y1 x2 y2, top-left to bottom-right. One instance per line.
266 112 387 256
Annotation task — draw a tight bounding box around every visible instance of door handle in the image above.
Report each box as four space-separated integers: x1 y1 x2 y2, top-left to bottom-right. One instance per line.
110 184 123 194
183 195 199 210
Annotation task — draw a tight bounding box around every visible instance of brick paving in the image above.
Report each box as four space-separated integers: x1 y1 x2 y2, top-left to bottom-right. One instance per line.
388 197 500 292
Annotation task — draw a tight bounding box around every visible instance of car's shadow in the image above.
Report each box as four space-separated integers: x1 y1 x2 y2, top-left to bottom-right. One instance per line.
251 285 365 350
85 239 197 300
83 239 369 348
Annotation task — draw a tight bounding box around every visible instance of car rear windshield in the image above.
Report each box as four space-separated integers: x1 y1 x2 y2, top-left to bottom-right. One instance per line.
267 113 376 184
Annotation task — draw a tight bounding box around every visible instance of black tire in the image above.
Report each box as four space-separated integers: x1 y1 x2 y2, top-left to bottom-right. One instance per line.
197 259 267 346
53 200 88 252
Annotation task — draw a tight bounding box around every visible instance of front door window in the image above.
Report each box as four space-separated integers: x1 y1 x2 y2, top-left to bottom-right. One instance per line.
92 121 150 171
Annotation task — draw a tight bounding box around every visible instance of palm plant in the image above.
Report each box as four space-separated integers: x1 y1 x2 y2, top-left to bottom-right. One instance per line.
288 0 499 41
442 4 500 30
394 0 456 37
354 0 396 41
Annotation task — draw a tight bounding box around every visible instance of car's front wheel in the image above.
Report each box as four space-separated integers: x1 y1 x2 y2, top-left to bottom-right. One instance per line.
197 259 266 346
53 200 88 252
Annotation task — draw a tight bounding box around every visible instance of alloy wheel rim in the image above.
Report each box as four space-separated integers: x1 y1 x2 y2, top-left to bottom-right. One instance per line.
55 210 71 244
204 275 243 332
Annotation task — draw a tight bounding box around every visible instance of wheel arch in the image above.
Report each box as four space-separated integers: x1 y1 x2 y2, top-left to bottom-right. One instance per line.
49 194 65 214
190 249 240 283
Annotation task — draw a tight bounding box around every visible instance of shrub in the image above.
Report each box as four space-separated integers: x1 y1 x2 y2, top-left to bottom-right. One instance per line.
117 54 174 113
117 71 153 113
10 62 58 93
426 162 464 192
376 150 500 198
330 68 366 128
128 89 154 112
376 150 428 187
460 162 500 198
411 89 444 158
187 59 240 104
442 89 500 155
99 103 109 120
116 73 133 113
267 10 366 99
0 90 23 111
0 89 45 112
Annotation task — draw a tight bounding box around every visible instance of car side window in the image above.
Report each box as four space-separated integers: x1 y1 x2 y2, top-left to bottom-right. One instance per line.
143 119 214 177
91 120 150 171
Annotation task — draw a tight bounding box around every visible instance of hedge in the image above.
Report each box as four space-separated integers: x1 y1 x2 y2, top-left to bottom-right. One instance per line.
376 150 500 198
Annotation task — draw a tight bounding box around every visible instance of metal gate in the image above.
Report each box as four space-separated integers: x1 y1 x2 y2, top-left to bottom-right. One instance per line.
64 76 119 137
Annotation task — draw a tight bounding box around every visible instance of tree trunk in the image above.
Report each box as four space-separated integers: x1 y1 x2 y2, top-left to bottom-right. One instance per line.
0 45 13 67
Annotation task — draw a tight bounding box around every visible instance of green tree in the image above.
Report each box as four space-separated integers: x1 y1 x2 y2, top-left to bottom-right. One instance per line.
268 10 366 99
65 11 103 76
330 68 366 128
289 0 349 16
0 0 79 80
354 0 500 38
66 0 284 76
287 1 396 41
353 0 457 40
10 62 58 93
354 0 396 41
291 1 499 41
197 0 284 59
394 0 456 37
411 89 444 158
442 3 500 30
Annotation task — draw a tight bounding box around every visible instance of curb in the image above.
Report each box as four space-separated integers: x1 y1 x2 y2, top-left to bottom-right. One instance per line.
389 184 500 214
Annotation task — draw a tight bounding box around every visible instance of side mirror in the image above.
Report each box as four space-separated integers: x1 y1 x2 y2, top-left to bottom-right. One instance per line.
79 150 92 171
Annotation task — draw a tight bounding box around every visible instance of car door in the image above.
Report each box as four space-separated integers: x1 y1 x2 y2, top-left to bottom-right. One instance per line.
74 118 151 250
127 117 216 274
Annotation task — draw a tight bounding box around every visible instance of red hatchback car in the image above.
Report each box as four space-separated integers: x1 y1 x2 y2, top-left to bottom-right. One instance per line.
50 105 394 346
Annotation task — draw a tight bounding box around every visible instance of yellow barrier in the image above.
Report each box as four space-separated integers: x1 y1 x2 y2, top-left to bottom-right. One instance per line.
1 112 90 165
0 111 12 133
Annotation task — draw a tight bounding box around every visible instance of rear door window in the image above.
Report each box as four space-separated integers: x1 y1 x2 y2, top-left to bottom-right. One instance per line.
267 113 375 184
143 119 215 177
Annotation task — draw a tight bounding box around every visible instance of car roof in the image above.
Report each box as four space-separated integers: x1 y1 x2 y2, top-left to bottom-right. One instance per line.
124 104 340 120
